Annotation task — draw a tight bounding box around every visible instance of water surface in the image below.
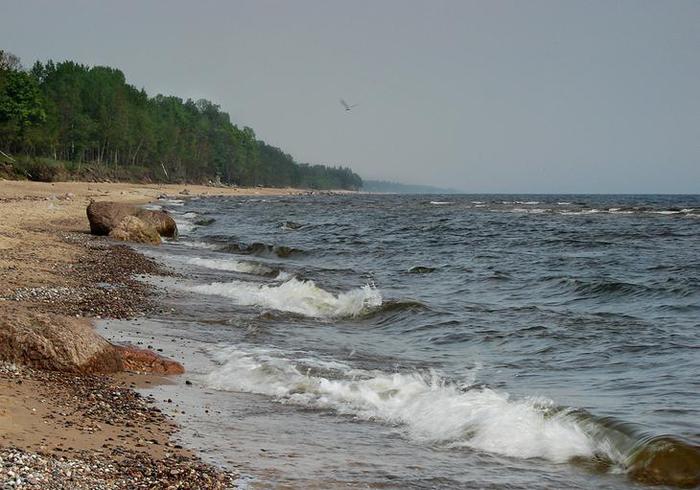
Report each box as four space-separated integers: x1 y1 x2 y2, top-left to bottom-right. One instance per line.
104 194 700 488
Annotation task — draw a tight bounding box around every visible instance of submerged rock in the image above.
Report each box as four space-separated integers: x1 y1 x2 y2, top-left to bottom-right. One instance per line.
109 216 161 245
408 266 436 274
282 220 303 230
194 217 216 226
627 436 700 488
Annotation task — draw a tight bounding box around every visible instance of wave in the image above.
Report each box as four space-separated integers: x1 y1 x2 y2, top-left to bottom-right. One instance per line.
205 348 596 462
557 278 696 301
157 198 185 206
187 278 382 319
429 201 452 205
566 278 653 298
184 257 275 276
204 348 700 486
220 241 304 258
173 240 220 250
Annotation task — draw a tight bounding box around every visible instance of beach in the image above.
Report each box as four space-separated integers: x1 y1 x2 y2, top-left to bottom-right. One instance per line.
2 183 699 488
0 180 300 488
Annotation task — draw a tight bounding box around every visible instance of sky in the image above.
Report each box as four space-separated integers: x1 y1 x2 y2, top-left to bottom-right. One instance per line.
2 0 699 193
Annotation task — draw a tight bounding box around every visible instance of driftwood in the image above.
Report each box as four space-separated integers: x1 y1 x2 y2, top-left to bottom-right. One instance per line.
0 150 16 162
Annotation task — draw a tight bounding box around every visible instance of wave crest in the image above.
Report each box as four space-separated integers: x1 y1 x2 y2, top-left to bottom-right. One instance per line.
187 278 382 318
205 348 602 463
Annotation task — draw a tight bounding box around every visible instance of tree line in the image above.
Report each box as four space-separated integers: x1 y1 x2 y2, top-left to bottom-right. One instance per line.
0 50 362 189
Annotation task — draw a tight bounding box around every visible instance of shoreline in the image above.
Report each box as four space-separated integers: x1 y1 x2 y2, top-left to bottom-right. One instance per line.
0 179 304 488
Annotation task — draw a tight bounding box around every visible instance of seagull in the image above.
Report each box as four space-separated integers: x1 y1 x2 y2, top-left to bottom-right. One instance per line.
340 98 359 112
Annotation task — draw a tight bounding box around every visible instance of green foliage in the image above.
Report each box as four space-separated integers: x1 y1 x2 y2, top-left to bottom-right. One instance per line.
0 51 362 190
0 68 46 148
10 156 66 182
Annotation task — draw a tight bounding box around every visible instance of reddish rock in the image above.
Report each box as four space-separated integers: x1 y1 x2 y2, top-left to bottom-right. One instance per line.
117 345 185 375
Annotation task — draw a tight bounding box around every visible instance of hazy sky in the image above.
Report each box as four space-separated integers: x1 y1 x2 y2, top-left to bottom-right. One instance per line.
2 0 699 193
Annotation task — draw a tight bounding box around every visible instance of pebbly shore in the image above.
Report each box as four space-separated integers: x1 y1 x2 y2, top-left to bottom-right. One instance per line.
0 180 299 488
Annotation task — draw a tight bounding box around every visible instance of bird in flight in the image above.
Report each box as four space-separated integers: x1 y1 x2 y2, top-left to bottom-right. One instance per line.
340 99 359 112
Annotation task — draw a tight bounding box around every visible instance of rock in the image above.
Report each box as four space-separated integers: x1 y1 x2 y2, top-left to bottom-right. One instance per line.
282 221 303 230
86 201 138 236
135 210 178 238
86 201 178 240
0 305 123 373
109 216 161 245
194 217 215 226
408 266 436 274
627 436 700 488
116 345 185 375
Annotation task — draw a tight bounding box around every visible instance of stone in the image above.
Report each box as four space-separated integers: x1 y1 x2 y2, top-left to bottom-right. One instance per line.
135 210 178 238
109 216 161 245
0 304 123 373
116 345 185 375
86 201 138 236
86 201 178 240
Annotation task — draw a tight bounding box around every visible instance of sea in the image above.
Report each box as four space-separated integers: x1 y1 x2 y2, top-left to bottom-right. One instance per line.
99 193 700 489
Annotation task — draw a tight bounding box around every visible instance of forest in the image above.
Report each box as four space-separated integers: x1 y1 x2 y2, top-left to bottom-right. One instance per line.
0 50 362 190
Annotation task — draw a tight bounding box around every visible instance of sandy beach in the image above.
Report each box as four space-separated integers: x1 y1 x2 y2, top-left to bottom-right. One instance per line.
0 179 301 488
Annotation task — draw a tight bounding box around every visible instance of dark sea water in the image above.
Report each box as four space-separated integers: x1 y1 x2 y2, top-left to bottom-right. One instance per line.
103 194 700 489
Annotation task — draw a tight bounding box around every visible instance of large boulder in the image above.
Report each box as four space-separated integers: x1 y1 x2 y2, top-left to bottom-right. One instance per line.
135 209 178 238
0 305 123 373
109 216 161 245
86 201 138 236
0 305 186 375
86 201 178 240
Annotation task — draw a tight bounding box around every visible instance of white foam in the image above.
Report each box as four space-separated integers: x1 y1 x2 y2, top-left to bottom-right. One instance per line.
187 278 382 318
172 212 199 235
430 201 452 205
142 203 163 211
185 257 274 275
561 209 602 215
273 271 293 282
206 348 606 463
175 220 195 234
160 199 185 206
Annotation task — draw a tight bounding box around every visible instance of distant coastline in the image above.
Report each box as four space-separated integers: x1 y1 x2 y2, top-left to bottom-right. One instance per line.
361 179 461 194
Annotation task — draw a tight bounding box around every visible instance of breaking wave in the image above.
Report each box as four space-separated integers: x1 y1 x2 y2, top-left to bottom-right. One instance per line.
184 257 275 276
204 348 700 486
205 348 602 463
187 278 383 319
